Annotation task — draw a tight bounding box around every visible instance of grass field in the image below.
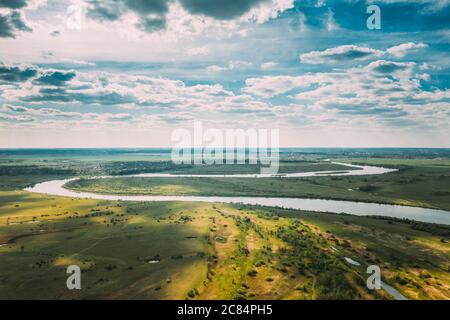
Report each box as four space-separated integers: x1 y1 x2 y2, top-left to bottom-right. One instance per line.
1 150 449 300
0 191 448 299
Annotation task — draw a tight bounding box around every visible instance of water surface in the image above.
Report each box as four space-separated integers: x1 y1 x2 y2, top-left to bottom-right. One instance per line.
25 163 450 226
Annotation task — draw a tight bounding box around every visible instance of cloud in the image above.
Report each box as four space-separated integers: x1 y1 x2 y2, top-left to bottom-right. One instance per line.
243 74 324 98
367 60 414 74
386 42 428 58
87 0 170 32
0 63 219 107
261 62 278 70
58 59 96 67
370 0 450 13
8 10 31 30
0 104 28 112
20 88 136 105
0 103 135 126
206 60 253 73
0 112 35 123
0 0 41 38
0 10 31 37
0 63 38 82
0 64 109 103
179 0 268 20
300 42 429 64
300 45 384 64
0 62 278 130
34 70 77 86
206 65 227 73
0 0 28 9
186 46 210 56
50 30 60 37
105 113 133 121
243 58 450 129
0 15 16 37
83 0 292 34
1 60 448 133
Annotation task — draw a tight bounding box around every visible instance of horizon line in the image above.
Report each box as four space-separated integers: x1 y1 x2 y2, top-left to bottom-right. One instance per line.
1 146 450 150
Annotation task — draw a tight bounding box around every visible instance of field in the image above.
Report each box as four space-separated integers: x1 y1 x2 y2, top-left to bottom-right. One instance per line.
1 192 449 299
0 148 449 300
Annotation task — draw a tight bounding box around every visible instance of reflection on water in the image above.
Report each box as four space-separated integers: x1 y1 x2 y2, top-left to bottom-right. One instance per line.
380 281 408 300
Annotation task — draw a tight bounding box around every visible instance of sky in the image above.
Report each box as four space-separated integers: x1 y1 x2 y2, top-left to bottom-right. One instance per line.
0 0 449 148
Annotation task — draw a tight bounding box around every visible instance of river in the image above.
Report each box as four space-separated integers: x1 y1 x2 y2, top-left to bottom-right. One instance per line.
24 163 450 225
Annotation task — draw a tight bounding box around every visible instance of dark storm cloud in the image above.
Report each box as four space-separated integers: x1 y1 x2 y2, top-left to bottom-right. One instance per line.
179 0 268 20
124 0 168 15
0 0 27 9
137 15 166 32
86 0 270 32
0 15 15 37
86 0 124 21
0 63 38 82
87 0 170 31
370 61 410 74
34 70 77 86
9 10 31 31
0 10 31 37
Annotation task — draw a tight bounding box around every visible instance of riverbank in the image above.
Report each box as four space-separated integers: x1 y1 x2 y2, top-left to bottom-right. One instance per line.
24 162 450 225
63 160 450 211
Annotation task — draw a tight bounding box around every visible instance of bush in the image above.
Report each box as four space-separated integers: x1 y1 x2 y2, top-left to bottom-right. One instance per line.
358 185 378 192
247 270 258 277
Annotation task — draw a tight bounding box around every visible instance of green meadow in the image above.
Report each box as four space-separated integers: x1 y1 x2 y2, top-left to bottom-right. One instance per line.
0 191 448 299
0 150 449 299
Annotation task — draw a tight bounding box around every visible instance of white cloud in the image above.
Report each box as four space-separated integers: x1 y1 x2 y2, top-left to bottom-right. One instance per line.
300 43 428 64
206 60 253 73
386 42 428 58
326 8 338 31
244 74 325 98
186 46 210 56
0 54 448 145
241 0 295 24
0 112 36 123
261 61 278 69
300 45 384 64
244 59 450 131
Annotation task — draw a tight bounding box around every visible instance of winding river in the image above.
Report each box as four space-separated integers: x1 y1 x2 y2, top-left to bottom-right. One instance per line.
25 162 450 225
